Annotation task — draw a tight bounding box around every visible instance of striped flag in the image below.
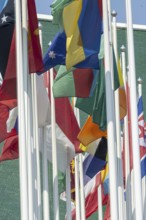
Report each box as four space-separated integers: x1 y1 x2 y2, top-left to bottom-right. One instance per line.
137 96 146 178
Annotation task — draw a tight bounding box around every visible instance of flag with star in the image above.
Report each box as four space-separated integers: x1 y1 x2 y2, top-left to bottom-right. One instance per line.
0 0 15 79
0 0 44 108
40 31 100 74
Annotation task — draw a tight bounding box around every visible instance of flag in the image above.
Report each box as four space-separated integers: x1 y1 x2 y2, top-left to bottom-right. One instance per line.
0 0 14 79
137 96 146 178
78 116 107 146
0 0 44 108
71 172 108 219
0 135 18 162
53 65 98 98
63 0 102 69
50 0 72 27
46 70 81 153
0 103 17 143
83 137 107 181
46 124 76 173
41 31 100 73
76 56 126 133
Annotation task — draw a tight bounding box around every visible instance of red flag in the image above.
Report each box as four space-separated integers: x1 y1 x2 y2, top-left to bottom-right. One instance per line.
0 0 44 108
46 70 81 153
0 103 17 143
0 135 18 162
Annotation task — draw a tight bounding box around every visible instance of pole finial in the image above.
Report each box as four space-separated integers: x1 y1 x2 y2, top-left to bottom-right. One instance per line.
111 10 117 17
38 22 42 30
120 45 126 52
137 77 143 84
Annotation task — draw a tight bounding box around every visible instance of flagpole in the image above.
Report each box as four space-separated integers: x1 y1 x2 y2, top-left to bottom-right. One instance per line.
137 77 146 219
112 11 124 220
15 0 29 219
102 0 119 219
98 184 103 220
50 67 60 220
75 106 85 220
125 0 143 219
120 46 132 220
66 165 72 220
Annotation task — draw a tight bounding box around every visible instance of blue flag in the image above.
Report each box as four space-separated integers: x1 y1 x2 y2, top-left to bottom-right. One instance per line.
40 31 100 74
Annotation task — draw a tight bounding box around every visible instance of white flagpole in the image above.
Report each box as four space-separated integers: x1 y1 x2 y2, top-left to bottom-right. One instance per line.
15 0 29 219
98 184 103 220
102 0 119 219
74 100 85 220
66 165 72 220
137 77 146 219
125 0 143 219
41 126 50 220
111 11 125 220
120 46 132 220
74 155 81 220
50 68 60 220
38 23 50 220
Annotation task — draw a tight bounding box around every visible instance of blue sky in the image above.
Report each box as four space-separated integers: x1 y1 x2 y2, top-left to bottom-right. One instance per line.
35 0 146 25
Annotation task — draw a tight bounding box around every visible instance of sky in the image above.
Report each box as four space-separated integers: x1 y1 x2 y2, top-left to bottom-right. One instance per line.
35 0 146 25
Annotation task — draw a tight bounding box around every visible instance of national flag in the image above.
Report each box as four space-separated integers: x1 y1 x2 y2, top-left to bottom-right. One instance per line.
0 103 17 143
78 116 107 146
53 65 98 98
0 134 18 162
83 137 107 181
0 0 14 79
46 70 81 153
50 0 72 27
63 0 102 69
137 96 146 178
46 124 76 173
76 56 126 133
0 0 44 108
71 172 108 219
41 31 100 73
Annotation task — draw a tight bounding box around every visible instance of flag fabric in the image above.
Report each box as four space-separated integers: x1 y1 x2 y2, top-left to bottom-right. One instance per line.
41 31 100 73
0 0 14 79
76 60 107 131
46 124 76 173
46 70 81 153
83 137 107 181
0 103 17 143
53 65 98 98
78 116 107 146
76 56 126 133
137 96 146 178
0 0 44 108
50 0 72 27
63 0 102 69
0 134 18 162
71 172 108 219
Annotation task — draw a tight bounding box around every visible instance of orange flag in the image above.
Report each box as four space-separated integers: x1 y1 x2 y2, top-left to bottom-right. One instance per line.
78 116 107 146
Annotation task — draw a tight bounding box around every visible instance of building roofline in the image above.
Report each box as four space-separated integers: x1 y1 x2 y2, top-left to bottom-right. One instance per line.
37 14 146 31
37 14 53 21
117 22 146 31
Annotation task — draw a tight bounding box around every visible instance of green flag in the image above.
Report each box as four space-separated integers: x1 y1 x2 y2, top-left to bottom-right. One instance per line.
53 65 97 98
51 0 73 27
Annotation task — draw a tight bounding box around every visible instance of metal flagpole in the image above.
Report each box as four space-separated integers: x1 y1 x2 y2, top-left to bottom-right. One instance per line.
137 77 146 219
102 0 119 219
120 46 132 220
98 184 103 220
15 0 29 219
50 67 60 220
112 11 125 220
66 165 72 220
125 0 143 219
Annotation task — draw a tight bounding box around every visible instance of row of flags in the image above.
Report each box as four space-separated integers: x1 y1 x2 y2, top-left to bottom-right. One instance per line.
0 0 146 219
